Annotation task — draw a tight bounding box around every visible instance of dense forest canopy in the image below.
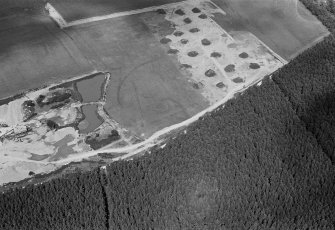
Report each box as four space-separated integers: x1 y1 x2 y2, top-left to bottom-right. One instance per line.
1 0 335 229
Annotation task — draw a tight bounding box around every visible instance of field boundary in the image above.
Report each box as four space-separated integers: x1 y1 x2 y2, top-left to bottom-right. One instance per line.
45 0 285 65
45 3 67 28
46 1 189 28
46 0 228 28
288 32 330 60
248 33 288 65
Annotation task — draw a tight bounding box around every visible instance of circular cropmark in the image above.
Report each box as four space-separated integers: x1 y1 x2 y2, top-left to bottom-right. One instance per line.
249 63 260 69
205 69 216 77
239 52 249 58
181 39 189 44
180 64 192 69
192 7 201 13
173 31 184 37
224 64 235 72
216 82 226 88
199 14 208 19
168 49 179 54
156 9 166 14
175 9 185 16
187 51 199 57
201 39 211 46
232 77 244 83
183 18 192 24
189 28 200 33
160 37 171 44
210 52 221 58
192 83 200 89
192 81 204 89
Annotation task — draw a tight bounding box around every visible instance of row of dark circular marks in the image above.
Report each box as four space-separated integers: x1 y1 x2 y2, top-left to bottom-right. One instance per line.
156 7 260 85
156 7 207 18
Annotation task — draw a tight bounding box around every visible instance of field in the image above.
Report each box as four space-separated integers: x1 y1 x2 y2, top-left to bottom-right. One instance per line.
0 1 327 100
212 0 330 60
0 0 329 185
0 9 93 100
48 0 329 61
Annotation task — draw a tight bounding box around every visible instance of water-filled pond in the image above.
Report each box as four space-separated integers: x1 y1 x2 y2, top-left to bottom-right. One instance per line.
79 105 102 133
76 74 105 102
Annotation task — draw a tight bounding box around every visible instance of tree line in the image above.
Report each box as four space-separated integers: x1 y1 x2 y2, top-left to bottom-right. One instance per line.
2 77 335 229
274 0 335 163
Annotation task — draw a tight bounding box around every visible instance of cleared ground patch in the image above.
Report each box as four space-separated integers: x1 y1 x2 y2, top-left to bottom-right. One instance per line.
211 0 330 60
0 9 93 100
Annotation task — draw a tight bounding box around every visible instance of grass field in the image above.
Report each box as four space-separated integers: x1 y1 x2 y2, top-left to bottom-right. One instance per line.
0 9 93 99
212 0 330 60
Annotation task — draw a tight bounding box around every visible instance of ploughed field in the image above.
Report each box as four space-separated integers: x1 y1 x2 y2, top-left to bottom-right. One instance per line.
0 0 329 186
